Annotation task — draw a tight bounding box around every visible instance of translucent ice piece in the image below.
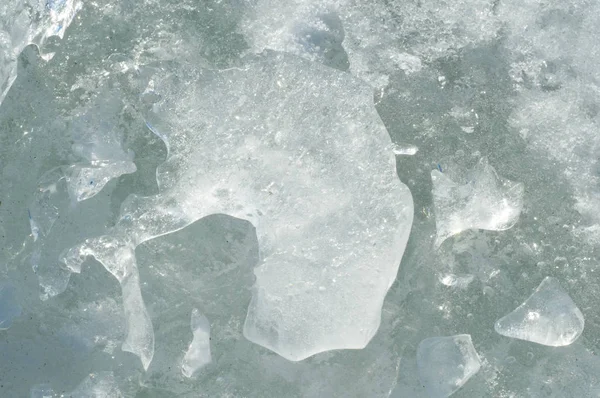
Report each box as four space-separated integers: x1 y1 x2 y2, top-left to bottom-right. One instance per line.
182 309 212 377
62 51 414 365
494 277 584 346
416 334 482 398
0 281 21 330
431 158 524 247
66 161 137 202
67 94 137 202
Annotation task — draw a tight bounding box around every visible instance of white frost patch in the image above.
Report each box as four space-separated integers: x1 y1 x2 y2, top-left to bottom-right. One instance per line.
182 309 212 378
495 277 584 347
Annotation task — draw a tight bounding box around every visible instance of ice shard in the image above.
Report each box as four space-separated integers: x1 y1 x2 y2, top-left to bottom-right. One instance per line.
417 334 482 398
431 158 524 247
495 277 584 346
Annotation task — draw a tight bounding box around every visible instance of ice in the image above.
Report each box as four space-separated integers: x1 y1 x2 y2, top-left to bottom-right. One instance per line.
0 281 21 330
416 334 482 398
68 372 123 398
181 308 212 377
495 277 584 347
30 372 122 398
0 0 80 107
30 384 54 398
27 166 118 301
66 92 137 202
61 51 413 364
431 158 524 247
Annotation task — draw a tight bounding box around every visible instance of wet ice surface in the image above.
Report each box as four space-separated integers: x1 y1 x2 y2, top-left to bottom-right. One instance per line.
495 277 584 347
1 0 600 396
416 335 481 398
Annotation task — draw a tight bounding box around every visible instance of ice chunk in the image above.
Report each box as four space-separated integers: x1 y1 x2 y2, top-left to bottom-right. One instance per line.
494 277 584 346
416 334 482 398
0 281 21 330
62 51 414 364
181 308 212 377
431 158 524 247
0 0 81 106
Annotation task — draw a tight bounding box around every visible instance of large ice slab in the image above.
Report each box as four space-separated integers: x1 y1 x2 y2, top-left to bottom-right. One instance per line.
431 158 524 247
62 51 413 365
416 334 482 398
495 277 584 346
181 308 212 377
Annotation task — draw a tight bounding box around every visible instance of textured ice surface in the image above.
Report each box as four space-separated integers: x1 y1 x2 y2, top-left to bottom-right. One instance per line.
61 51 413 365
416 334 482 398
68 372 123 398
0 281 21 330
431 158 524 247
2 0 600 395
181 308 212 377
66 93 137 202
0 0 80 105
30 372 122 398
495 277 584 347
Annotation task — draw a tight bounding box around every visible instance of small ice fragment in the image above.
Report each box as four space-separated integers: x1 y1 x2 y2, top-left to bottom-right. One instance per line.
439 273 474 289
417 334 482 398
182 308 212 378
0 281 21 330
68 372 123 397
494 277 584 346
392 143 419 156
30 384 55 398
431 157 524 247
66 161 137 202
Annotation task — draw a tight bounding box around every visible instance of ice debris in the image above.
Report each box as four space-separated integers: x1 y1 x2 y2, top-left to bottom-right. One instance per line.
61 51 414 365
0 0 81 106
416 334 482 398
431 158 524 247
182 308 212 378
30 372 122 398
0 281 21 330
495 277 584 346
